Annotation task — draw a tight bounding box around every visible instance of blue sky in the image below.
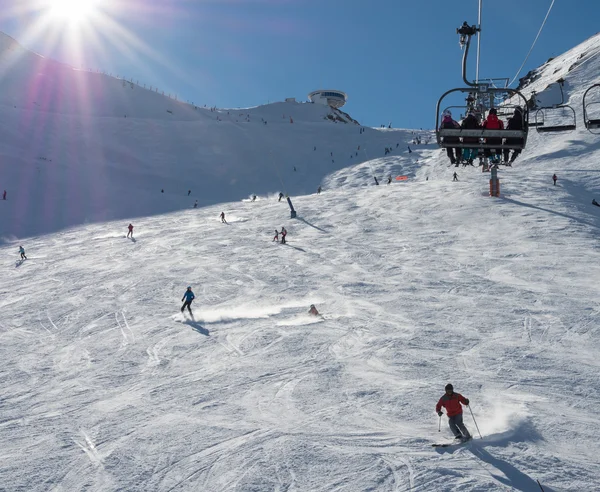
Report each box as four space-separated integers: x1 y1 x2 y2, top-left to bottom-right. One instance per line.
1 0 599 129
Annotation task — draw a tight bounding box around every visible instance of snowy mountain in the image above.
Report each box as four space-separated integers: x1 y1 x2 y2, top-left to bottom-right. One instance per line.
1 31 600 491
0 31 421 241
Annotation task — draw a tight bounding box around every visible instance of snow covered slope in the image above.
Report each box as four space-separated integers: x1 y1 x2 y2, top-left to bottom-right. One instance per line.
1 31 600 492
0 31 422 241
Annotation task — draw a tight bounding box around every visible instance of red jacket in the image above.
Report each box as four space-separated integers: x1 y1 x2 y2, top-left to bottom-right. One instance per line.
483 114 504 130
436 392 468 417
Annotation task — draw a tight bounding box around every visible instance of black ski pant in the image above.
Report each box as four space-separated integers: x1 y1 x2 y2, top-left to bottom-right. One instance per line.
181 300 193 314
448 413 470 438
20 253 27 260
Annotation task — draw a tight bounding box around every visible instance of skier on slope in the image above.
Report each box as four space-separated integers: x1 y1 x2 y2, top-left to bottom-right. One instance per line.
552 174 558 186
280 226 287 244
453 172 458 182
278 192 284 202
273 229 279 242
220 212 227 223
436 383 472 441
127 223 134 238
181 286 195 316
308 304 320 316
19 245 27 260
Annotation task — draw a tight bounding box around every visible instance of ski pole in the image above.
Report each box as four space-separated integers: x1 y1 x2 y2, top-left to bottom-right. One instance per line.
468 405 483 439
438 414 442 432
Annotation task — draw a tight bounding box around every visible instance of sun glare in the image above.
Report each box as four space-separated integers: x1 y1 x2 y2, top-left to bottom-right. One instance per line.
49 0 99 23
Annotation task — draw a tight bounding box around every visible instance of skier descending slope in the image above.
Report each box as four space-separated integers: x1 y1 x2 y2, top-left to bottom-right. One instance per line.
181 286 195 317
436 383 472 442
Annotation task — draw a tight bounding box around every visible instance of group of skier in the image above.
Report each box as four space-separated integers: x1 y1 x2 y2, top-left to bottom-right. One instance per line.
441 106 525 166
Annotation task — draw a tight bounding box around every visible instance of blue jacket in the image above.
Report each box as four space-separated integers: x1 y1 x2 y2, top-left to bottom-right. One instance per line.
182 290 195 302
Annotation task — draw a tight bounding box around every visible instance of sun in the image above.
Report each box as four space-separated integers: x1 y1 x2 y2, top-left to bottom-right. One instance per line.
48 0 99 23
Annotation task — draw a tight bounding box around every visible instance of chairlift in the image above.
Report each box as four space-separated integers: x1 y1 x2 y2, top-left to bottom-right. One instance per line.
436 21 529 153
533 81 577 133
582 83 600 134
437 89 528 151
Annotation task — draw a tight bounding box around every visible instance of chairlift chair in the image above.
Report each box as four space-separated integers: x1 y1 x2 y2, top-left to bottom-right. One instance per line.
582 83 600 134
535 105 577 133
436 87 529 151
534 80 577 133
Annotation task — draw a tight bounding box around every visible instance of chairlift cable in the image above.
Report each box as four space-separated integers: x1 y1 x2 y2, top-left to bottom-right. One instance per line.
508 0 556 87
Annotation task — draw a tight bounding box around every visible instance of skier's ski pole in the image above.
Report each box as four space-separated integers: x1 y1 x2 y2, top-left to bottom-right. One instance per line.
468 405 483 439
438 415 442 432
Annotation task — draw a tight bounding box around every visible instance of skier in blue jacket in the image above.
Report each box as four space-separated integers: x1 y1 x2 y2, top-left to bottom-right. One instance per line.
181 286 195 315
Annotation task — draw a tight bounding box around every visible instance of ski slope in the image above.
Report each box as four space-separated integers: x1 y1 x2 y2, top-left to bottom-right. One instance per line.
1 30 600 492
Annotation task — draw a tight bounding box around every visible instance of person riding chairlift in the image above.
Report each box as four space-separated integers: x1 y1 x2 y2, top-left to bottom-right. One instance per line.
482 108 504 163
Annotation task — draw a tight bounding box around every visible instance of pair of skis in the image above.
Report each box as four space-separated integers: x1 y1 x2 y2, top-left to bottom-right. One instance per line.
432 436 473 448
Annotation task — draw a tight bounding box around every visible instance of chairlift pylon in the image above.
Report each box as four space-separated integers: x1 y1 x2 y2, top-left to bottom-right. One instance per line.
582 83 600 134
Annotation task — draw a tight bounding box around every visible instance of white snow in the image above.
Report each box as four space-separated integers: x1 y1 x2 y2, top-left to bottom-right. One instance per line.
1 31 600 491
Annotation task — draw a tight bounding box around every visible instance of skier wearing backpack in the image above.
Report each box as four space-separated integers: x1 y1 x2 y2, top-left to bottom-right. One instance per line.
181 287 195 316
436 383 472 441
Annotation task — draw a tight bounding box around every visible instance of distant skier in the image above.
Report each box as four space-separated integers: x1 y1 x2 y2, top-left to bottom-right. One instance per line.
252 195 257 202
2 190 5 200
593 199 600 207
407 146 412 153
280 227 287 244
194 200 198 208
453 172 458 182
552 174 558 186
317 186 322 194
19 245 27 260
220 211 227 223
127 223 134 238
387 176 392 184
278 192 284 202
436 383 472 441
181 286 195 316
293 166 297 172
374 176 379 186
273 229 279 242
161 189 164 193
308 304 320 316
188 189 191 196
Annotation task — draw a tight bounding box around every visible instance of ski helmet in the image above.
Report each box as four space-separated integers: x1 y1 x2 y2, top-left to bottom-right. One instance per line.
187 286 192 290
445 383 454 391
442 109 452 118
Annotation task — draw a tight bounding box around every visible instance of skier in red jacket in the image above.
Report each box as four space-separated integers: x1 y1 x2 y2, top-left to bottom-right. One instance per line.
483 108 504 163
436 383 472 441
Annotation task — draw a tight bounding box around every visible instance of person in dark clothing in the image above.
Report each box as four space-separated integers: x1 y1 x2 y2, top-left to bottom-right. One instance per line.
127 223 134 238
374 176 379 185
220 212 227 223
387 176 392 184
317 186 322 194
188 190 191 196
194 200 198 208
552 174 557 186
436 383 472 440
19 245 27 260
280 227 287 244
453 172 458 181
503 107 525 165
440 110 462 164
308 304 319 316
2 190 5 200
252 195 257 202
181 287 195 315
273 230 279 242
460 111 481 165
278 192 284 202
161 189 164 193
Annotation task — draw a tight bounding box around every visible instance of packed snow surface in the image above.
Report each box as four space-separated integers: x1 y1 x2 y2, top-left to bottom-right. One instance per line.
1 31 600 492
